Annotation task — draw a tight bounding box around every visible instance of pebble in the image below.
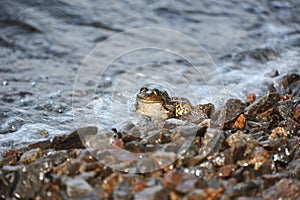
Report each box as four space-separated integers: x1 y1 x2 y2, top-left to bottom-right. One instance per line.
134 185 167 200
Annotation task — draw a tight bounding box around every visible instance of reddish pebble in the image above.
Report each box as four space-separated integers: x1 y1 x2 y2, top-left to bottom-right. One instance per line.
232 114 246 129
131 179 146 192
246 93 256 104
280 94 292 101
293 104 300 121
163 170 183 188
217 164 237 178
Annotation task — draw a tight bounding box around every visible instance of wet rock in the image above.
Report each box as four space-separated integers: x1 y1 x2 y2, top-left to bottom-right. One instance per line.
263 179 300 200
217 164 237 178
102 172 120 195
136 157 159 173
277 99 293 120
163 170 183 188
245 93 280 121
64 176 94 198
113 181 133 200
204 188 223 200
221 99 246 129
268 127 288 140
53 126 97 150
182 189 207 200
134 185 167 200
175 175 203 194
187 129 224 166
272 142 291 164
125 141 144 153
20 148 42 164
232 114 246 129
131 179 147 193
293 103 300 121
273 73 300 94
10 158 54 199
231 181 259 198
226 131 259 161
285 158 300 179
28 140 52 150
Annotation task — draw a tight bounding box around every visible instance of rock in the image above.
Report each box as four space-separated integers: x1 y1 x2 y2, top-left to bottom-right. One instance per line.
277 99 293 120
245 93 280 121
182 189 207 200
285 158 300 179
268 127 288 140
53 126 97 150
136 157 159 173
217 164 237 178
20 148 42 164
64 176 94 198
273 73 300 94
125 141 144 153
263 179 300 200
163 170 183 188
221 99 246 129
113 181 133 200
134 185 167 200
293 103 300 121
246 93 256 104
232 114 246 129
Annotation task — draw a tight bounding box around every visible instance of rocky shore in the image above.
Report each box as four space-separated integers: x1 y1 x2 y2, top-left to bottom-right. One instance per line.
1 73 300 199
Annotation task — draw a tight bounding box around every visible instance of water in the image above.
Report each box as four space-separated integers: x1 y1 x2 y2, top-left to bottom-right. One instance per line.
0 0 299 151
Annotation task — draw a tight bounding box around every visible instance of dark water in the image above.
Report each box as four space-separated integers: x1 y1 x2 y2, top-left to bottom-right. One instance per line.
0 0 300 152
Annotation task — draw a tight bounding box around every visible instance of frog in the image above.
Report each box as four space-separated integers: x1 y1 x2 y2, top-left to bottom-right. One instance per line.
135 87 214 122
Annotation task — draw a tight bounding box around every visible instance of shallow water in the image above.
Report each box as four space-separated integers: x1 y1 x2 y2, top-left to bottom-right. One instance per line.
0 0 300 151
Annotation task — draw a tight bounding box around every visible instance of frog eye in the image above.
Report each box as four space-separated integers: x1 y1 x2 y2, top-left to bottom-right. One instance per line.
152 89 159 95
140 87 148 93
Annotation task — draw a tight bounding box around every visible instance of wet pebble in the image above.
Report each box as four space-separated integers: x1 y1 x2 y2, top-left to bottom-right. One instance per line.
182 189 207 200
217 164 237 178
245 93 280 121
263 178 300 200
134 185 167 200
64 176 94 198
20 148 42 164
113 181 133 200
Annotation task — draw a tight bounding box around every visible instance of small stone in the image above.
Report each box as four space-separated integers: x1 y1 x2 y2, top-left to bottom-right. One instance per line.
269 127 288 140
136 157 159 173
102 172 120 194
246 93 256 104
134 185 167 200
163 170 183 188
183 189 207 200
125 141 144 153
245 93 280 121
20 148 42 164
249 146 269 170
204 188 223 200
293 103 300 121
53 126 97 150
217 164 237 178
263 179 300 200
113 181 133 200
64 176 94 198
232 114 246 129
131 179 147 192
